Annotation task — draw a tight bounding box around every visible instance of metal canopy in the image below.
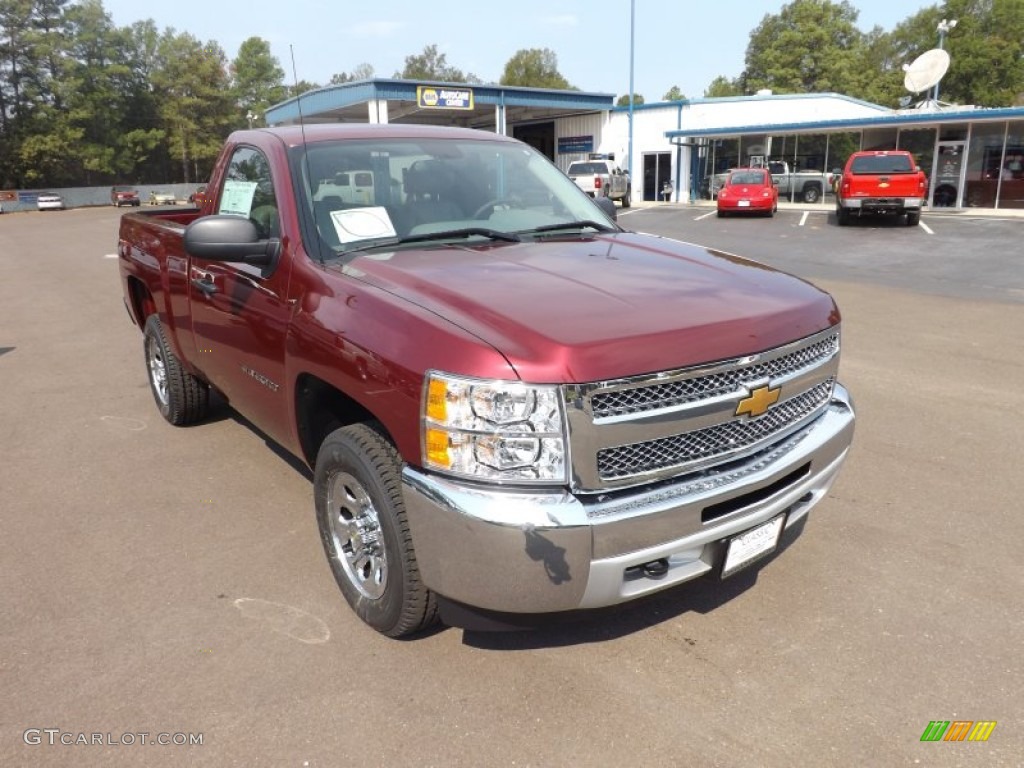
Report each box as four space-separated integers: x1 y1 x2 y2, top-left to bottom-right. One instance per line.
265 78 614 131
665 105 1024 141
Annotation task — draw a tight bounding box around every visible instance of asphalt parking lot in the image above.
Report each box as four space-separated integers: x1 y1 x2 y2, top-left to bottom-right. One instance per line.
2 205 1022 767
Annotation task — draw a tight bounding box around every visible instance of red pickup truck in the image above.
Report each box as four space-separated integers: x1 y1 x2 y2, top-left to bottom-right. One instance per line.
118 124 855 636
835 150 928 226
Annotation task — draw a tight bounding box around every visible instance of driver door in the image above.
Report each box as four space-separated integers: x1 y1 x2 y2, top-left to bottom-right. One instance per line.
189 145 294 444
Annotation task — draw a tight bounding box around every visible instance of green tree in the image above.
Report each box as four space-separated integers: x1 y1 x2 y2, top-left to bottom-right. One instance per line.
927 0 1024 107
500 48 573 89
15 0 77 185
116 20 165 182
848 1 1024 108
152 32 234 183
742 0 866 94
395 44 478 83
616 93 645 107
0 0 42 185
231 37 286 125
848 25 908 106
289 79 320 98
663 85 685 101
60 0 133 182
329 62 375 84
704 76 745 97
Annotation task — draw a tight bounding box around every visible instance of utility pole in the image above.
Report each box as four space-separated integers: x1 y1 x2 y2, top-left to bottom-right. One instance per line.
933 18 957 104
628 0 635 200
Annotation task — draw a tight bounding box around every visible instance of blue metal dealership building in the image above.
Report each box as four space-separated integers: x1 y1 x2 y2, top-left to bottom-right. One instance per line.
266 80 1024 210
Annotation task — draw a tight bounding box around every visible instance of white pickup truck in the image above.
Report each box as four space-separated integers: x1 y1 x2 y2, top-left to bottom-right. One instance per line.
567 156 631 207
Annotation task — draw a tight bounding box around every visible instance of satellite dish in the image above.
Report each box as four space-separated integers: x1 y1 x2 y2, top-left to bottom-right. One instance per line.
903 49 950 94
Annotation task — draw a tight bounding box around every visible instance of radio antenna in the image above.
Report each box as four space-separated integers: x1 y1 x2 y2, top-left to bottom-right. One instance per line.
290 45 325 265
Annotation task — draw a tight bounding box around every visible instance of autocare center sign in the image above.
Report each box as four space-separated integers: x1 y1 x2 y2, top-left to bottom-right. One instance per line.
417 85 474 110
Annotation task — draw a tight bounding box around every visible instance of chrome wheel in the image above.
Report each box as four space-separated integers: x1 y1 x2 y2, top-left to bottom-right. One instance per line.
326 471 387 599
146 334 169 408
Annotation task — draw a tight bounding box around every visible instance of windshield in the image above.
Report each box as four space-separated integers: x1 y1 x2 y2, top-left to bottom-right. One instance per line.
728 171 768 185
291 136 616 259
567 162 610 175
850 155 914 174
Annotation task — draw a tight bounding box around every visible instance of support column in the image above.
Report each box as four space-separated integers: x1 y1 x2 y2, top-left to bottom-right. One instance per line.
368 100 389 124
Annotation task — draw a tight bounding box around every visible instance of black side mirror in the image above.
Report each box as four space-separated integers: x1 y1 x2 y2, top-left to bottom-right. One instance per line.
184 215 280 276
594 196 617 221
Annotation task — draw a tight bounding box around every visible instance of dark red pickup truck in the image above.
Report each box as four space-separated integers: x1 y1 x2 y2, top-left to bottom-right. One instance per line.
118 124 855 636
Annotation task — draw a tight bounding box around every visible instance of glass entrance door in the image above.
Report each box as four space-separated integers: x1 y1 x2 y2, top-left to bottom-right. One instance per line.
931 141 966 207
642 152 672 201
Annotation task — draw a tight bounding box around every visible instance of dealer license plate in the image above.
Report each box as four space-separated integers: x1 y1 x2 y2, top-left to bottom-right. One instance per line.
721 514 785 578
737 200 750 207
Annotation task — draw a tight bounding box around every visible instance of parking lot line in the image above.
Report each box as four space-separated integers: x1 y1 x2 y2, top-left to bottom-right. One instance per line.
799 211 810 227
695 211 716 221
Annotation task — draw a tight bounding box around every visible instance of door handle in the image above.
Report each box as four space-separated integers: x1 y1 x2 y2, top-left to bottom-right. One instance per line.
191 275 218 295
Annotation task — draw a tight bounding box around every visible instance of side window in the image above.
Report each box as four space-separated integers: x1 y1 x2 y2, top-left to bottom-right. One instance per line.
218 146 280 239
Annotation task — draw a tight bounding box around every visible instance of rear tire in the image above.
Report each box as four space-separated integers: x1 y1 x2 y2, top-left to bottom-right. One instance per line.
621 187 631 208
836 206 850 226
315 423 437 637
906 211 920 226
143 315 209 425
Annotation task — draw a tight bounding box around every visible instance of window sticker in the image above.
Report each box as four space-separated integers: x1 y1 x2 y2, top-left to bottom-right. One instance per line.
330 206 397 244
219 180 258 216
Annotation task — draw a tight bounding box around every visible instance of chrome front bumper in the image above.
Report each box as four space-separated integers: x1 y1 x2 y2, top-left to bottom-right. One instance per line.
402 383 855 614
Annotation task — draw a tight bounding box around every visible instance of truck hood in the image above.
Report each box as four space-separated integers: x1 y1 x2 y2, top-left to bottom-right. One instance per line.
330 232 839 383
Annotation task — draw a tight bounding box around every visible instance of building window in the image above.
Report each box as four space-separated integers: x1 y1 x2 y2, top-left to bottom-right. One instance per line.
965 122 1010 209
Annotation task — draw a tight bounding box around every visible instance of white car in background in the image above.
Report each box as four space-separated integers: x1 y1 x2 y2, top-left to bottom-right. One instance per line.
148 190 177 205
37 192 65 211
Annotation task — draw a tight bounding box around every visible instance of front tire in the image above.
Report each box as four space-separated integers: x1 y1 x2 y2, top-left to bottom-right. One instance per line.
802 185 821 204
143 315 209 425
315 423 437 637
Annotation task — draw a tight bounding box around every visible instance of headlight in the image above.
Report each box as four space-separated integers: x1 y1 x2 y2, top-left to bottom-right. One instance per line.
422 371 567 484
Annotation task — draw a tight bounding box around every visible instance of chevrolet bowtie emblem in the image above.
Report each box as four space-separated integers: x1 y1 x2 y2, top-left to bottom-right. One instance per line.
736 384 781 418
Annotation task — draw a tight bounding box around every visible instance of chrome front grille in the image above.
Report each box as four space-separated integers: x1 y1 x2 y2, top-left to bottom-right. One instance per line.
591 332 839 418
564 327 841 491
596 379 834 480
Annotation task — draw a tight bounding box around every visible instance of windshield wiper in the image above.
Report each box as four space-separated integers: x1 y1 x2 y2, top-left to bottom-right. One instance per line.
398 227 522 244
340 227 521 255
526 220 619 236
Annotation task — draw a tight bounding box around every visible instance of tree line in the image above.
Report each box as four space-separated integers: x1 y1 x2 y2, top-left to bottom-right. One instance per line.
2 0 1021 189
702 0 1024 108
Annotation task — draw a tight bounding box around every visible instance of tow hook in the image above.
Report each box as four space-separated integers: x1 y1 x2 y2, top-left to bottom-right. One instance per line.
642 558 669 579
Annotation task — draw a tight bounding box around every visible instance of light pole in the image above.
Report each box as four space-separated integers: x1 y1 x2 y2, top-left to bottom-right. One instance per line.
627 0 635 198
933 18 957 104
246 110 256 129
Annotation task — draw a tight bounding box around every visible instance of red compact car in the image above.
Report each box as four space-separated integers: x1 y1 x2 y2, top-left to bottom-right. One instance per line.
717 168 778 217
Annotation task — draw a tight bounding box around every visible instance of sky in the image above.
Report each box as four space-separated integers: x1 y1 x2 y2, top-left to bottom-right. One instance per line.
100 0 939 102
